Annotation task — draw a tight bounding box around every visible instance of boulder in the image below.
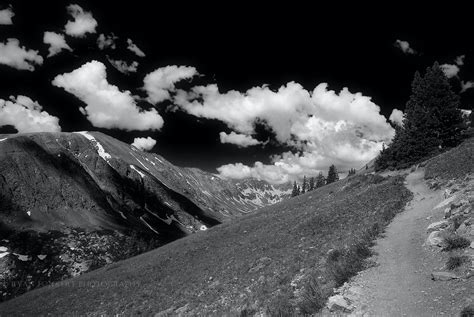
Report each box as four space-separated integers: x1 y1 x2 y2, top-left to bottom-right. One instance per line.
426 220 449 233
425 231 444 247
444 207 452 219
327 294 352 312
431 271 460 281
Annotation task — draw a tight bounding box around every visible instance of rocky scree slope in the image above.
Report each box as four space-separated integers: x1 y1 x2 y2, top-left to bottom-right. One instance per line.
0 131 290 301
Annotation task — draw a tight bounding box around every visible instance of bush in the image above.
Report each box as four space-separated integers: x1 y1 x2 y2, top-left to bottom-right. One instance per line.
265 291 295 317
443 235 471 251
298 276 328 315
460 305 474 317
446 255 469 270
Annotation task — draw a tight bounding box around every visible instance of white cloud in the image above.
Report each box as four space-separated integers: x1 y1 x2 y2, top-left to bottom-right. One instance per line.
440 64 460 78
108 58 138 74
219 131 261 147
64 4 97 37
0 38 43 71
97 33 117 50
127 38 145 57
389 108 404 126
394 39 416 55
43 31 72 57
175 81 394 183
131 137 156 151
461 81 474 93
455 55 465 66
144 65 198 104
0 7 14 25
52 60 163 131
0 95 61 133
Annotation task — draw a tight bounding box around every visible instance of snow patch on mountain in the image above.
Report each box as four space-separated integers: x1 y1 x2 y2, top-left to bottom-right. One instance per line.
74 131 112 161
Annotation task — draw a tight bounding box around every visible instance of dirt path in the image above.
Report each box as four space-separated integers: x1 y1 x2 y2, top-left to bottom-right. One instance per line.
337 169 471 316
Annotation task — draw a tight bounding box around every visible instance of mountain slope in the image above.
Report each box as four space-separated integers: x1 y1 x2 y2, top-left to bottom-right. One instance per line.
0 172 412 315
0 131 290 234
0 131 290 301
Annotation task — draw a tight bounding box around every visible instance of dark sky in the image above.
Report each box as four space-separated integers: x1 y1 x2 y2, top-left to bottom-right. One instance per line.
1 1 474 172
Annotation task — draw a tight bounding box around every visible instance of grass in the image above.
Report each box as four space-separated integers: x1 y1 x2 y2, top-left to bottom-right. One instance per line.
425 137 474 180
443 234 471 251
0 174 412 315
446 255 470 270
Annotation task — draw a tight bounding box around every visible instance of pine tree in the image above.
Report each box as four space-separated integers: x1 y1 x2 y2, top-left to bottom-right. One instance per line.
375 62 465 171
315 172 326 188
309 177 315 191
348 168 356 176
301 176 307 194
291 181 299 197
326 165 339 184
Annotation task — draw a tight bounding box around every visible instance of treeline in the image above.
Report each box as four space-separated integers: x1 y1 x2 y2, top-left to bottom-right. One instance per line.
291 165 357 197
375 62 472 171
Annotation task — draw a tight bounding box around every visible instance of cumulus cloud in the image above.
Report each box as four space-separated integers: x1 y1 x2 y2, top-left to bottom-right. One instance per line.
394 39 416 55
43 31 72 57
0 38 43 71
389 109 404 126
455 55 465 66
52 61 163 131
175 82 394 183
108 58 138 74
461 81 474 93
219 131 261 147
131 137 156 151
127 38 145 57
97 33 117 50
0 6 14 25
440 63 460 78
64 4 97 37
144 65 198 104
0 95 61 133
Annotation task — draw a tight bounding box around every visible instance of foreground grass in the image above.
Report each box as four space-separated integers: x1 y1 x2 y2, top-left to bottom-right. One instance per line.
0 174 412 315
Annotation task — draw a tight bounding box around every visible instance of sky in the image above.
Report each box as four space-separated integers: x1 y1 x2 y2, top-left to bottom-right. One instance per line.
1 1 474 183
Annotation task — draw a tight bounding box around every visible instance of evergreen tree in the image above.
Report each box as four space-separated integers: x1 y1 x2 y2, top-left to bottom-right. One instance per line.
291 181 299 197
301 176 307 193
375 62 465 171
309 177 315 191
348 168 356 176
326 164 339 184
315 172 326 188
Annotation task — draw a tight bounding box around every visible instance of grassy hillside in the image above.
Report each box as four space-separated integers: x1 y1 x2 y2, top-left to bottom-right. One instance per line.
0 173 412 315
425 137 474 180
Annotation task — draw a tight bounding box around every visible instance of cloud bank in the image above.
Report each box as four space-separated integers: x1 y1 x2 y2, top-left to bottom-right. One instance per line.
64 4 97 37
0 7 14 25
43 32 72 57
175 82 394 183
219 131 261 147
144 65 198 104
0 95 61 133
52 61 163 131
394 39 416 55
0 38 43 71
131 137 156 151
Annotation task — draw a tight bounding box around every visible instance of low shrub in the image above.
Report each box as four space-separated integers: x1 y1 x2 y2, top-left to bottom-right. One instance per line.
460 304 474 317
298 276 328 315
446 255 469 270
443 235 471 251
